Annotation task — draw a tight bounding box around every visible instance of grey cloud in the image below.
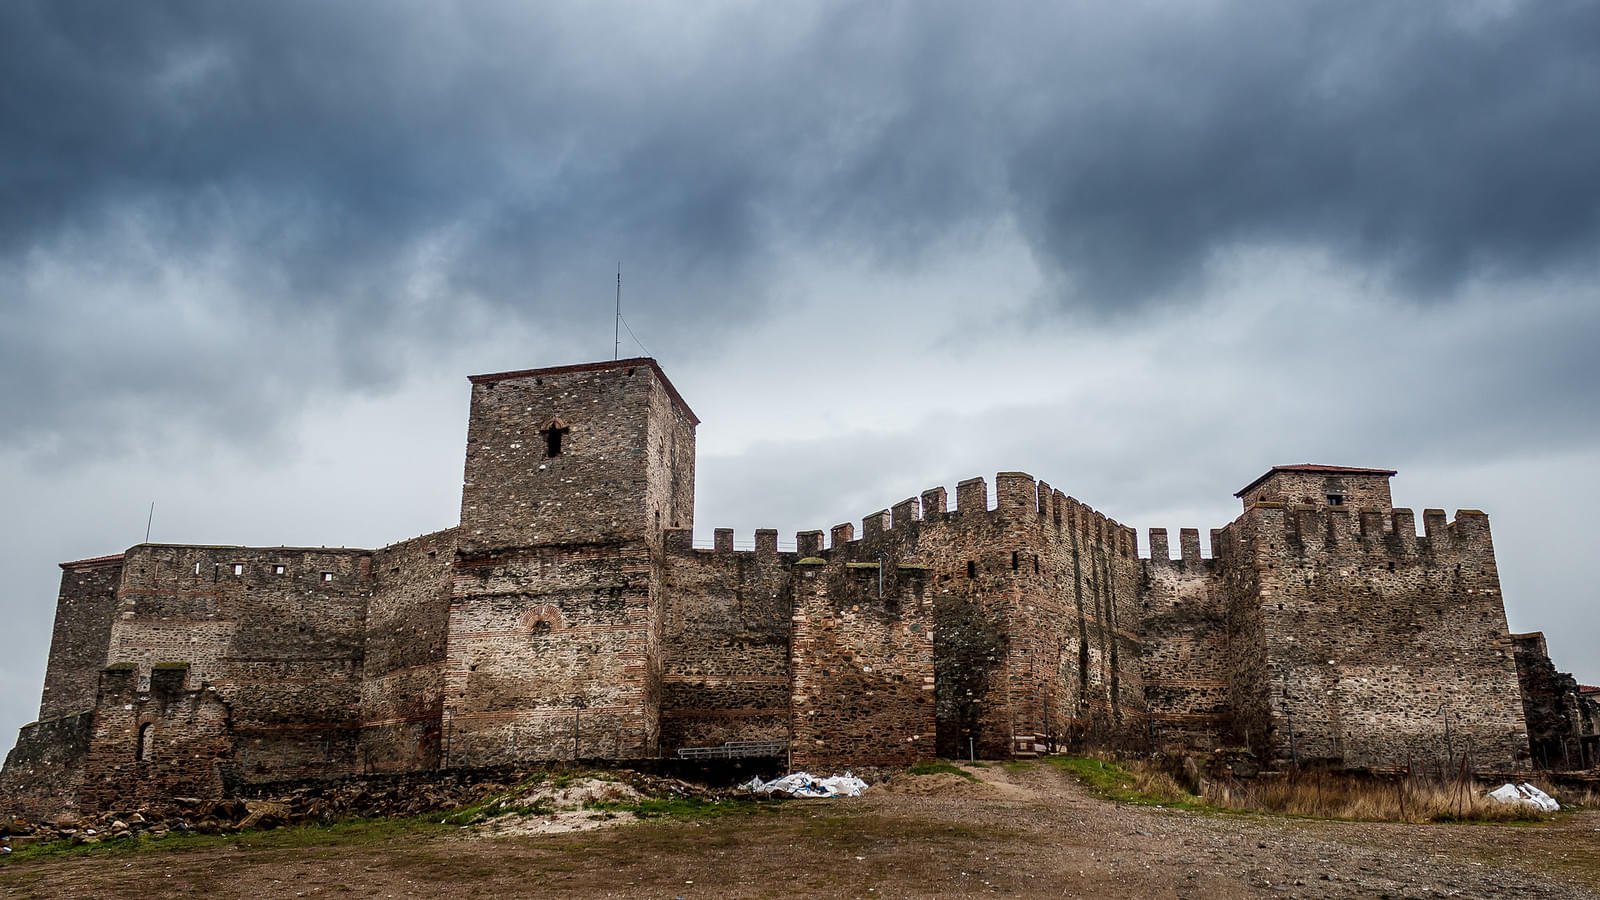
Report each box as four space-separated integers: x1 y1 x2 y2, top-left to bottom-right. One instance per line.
4 1 1600 459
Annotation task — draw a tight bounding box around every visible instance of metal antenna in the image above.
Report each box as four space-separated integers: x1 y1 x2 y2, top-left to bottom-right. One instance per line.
144 502 154 543
614 264 621 360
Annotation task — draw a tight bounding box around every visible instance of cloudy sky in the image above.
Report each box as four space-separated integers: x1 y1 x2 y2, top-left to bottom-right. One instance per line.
2 1 1597 744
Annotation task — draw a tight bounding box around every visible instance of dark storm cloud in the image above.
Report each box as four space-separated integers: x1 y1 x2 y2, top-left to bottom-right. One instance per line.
4 1 1599 455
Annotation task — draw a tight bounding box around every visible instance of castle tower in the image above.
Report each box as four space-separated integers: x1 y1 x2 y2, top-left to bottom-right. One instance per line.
443 358 697 764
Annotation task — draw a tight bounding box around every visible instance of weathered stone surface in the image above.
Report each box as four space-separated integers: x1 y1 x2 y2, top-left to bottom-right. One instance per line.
0 358 1560 817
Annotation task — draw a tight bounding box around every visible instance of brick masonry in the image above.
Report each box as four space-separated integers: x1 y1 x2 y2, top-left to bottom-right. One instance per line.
0 360 1568 816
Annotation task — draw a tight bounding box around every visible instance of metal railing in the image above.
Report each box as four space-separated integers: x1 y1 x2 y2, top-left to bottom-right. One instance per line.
675 739 789 759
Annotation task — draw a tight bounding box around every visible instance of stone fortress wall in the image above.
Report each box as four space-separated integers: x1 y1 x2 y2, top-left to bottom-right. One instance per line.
2 358 1588 818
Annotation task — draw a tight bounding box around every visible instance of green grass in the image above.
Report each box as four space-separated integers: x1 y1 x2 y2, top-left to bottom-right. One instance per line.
908 761 979 782
1 815 449 864
1046 756 1208 810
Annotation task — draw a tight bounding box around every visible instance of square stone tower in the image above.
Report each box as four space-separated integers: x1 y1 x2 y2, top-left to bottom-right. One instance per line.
443 359 697 764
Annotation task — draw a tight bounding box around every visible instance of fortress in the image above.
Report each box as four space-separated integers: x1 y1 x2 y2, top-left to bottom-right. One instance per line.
3 357 1594 817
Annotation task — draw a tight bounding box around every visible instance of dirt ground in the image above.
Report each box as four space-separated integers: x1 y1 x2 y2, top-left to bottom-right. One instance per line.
4 761 1598 899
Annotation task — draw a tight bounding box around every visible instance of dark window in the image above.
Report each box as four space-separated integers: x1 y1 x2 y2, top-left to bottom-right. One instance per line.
1011 551 1019 572
967 560 976 578
136 723 154 762
1327 494 1344 506
545 425 569 458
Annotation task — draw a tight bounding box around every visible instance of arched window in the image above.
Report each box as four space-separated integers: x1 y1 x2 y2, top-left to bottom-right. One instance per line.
136 722 155 762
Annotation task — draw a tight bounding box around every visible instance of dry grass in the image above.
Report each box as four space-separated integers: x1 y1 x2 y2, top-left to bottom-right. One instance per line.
1199 768 1557 824
1059 751 1572 824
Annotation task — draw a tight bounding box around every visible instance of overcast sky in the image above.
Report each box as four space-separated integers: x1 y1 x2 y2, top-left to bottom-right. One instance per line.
3 1 1597 745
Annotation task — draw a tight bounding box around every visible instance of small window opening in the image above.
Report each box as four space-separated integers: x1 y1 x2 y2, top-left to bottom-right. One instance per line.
136 723 154 762
1327 494 1344 506
967 560 976 578
1033 555 1040 574
1011 551 1019 572
232 564 243 576
542 417 570 458
274 564 285 575
192 562 201 575
322 572 334 582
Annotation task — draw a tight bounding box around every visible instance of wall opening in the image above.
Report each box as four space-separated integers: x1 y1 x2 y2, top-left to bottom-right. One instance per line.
967 560 976 578
1011 551 1019 572
1327 494 1345 506
136 723 154 762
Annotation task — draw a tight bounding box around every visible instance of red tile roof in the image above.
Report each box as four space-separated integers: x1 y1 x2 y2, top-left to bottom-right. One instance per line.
1580 684 1600 694
1236 464 1398 498
58 553 125 569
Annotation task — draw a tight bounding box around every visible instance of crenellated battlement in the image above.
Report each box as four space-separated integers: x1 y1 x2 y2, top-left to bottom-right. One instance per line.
3 353 1549 816
1246 502 1495 560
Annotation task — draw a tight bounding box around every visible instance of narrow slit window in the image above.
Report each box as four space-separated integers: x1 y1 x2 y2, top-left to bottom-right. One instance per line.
967 560 976 578
136 723 154 762
321 571 334 582
193 562 201 575
1011 551 1019 572
232 564 243 576
274 565 285 575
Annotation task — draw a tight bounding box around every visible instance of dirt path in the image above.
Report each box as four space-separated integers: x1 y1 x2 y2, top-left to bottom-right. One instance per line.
4 762 1597 898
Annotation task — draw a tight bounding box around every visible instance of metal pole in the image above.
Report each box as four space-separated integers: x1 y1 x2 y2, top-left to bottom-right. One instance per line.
144 502 154 543
614 266 621 360
969 736 975 762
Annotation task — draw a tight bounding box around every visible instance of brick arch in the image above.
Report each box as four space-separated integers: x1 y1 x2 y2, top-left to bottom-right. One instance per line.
519 604 566 634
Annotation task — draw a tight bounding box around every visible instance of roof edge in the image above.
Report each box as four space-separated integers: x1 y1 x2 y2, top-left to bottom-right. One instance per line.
59 553 125 570
1235 464 1398 498
467 357 699 426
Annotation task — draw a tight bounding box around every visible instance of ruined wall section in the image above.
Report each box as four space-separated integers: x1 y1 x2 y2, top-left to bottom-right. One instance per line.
1244 504 1527 770
0 713 94 820
660 530 792 750
359 528 457 772
81 664 232 811
1140 529 1232 751
1513 632 1598 770
105 544 371 781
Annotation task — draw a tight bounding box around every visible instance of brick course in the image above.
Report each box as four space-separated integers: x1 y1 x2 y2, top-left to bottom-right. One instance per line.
0 358 1557 816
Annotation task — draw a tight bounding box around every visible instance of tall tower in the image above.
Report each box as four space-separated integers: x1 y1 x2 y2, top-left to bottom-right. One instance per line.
443 358 697 763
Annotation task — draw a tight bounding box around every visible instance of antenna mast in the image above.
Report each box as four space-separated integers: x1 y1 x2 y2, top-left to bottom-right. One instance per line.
614 264 621 360
144 501 154 543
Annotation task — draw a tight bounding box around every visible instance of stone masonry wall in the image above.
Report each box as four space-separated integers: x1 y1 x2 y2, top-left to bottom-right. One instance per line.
0 712 94 820
359 528 457 772
444 542 657 764
1244 503 1527 770
82 664 232 811
660 530 792 751
789 553 936 769
38 556 123 720
1140 530 1232 751
105 544 371 782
